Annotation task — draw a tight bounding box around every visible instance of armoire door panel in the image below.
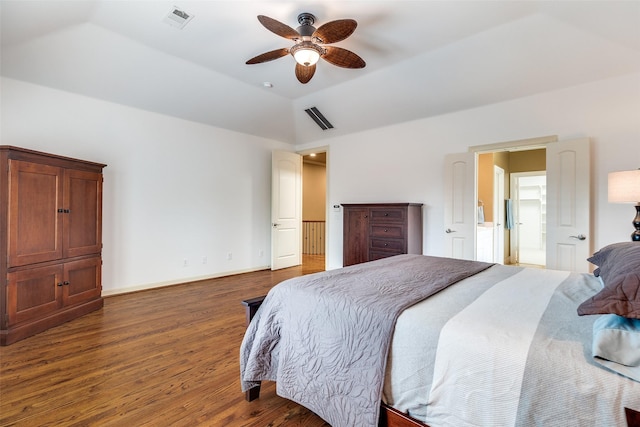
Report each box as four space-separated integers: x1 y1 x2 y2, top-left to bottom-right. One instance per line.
63 169 103 258
8 160 63 267
7 265 63 325
63 257 102 306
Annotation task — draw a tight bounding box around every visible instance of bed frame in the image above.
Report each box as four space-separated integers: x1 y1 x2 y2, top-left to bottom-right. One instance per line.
241 296 640 427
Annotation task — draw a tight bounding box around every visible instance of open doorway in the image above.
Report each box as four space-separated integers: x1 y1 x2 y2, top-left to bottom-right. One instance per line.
448 136 590 271
511 172 547 267
476 148 546 266
302 151 326 271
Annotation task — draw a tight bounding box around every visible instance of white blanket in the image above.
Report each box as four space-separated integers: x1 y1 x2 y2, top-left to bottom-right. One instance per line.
384 265 640 426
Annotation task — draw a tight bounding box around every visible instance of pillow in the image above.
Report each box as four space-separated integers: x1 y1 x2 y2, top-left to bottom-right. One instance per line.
587 242 640 283
578 242 640 318
592 314 640 382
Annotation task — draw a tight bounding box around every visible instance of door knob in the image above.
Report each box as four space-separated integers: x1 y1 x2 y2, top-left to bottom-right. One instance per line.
445 228 457 233
570 234 586 241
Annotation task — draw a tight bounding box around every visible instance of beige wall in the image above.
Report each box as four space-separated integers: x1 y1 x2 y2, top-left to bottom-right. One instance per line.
303 162 326 221
510 149 546 173
477 153 494 222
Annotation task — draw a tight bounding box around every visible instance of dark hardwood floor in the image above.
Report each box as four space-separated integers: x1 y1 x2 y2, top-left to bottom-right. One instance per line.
0 255 331 426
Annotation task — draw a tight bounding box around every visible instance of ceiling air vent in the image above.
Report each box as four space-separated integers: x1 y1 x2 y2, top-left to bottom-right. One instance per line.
163 6 194 29
305 107 334 130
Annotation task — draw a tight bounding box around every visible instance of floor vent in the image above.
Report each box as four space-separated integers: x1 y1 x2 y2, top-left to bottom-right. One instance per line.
305 107 334 130
163 7 194 29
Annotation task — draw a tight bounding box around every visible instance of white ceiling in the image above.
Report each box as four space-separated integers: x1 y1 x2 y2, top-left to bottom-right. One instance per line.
2 1 639 145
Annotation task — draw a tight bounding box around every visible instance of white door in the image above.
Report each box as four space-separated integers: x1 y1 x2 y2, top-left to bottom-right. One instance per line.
271 151 302 270
493 165 505 264
546 138 590 272
444 152 476 260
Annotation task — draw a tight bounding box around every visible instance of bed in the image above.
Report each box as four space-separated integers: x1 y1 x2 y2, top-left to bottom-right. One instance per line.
240 244 640 427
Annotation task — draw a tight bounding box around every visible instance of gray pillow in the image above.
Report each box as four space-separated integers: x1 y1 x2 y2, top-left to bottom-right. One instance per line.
578 242 640 318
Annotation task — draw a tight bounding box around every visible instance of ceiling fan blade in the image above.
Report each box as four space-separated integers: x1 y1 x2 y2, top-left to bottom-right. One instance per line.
312 19 357 44
295 63 316 84
322 46 366 69
246 48 290 64
257 15 300 40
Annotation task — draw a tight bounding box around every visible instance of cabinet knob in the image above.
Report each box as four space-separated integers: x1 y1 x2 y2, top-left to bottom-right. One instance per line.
64 281 70 285
384 229 388 232
57 282 64 287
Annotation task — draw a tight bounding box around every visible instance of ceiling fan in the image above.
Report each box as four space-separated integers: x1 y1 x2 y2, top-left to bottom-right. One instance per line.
246 13 366 84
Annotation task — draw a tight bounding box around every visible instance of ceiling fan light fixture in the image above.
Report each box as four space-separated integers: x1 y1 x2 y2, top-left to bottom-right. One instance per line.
291 42 323 66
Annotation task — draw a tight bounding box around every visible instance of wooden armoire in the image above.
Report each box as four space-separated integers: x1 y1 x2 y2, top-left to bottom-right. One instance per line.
342 203 423 267
0 146 106 345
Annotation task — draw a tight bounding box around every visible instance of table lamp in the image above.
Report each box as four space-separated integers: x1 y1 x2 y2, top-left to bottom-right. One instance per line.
608 169 640 241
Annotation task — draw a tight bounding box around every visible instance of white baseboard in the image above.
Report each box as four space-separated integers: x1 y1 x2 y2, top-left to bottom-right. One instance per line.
102 265 271 297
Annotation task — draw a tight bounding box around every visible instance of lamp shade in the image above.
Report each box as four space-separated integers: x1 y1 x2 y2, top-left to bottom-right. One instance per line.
608 169 640 203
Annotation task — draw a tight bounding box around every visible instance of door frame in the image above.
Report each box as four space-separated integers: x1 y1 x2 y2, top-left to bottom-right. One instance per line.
493 165 505 264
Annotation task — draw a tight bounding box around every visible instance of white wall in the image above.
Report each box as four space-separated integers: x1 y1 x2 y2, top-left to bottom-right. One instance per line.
1 77 291 294
297 73 640 270
3 72 639 285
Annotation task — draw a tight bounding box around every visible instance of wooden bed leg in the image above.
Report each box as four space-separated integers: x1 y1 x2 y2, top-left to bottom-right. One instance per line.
245 383 261 402
242 296 267 402
241 296 266 326
379 403 428 427
627 407 640 427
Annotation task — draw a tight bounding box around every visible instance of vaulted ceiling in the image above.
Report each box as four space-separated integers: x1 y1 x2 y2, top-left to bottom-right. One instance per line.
2 1 639 145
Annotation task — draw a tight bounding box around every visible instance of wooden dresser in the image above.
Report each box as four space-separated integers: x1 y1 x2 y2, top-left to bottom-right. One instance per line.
342 203 423 267
0 146 106 345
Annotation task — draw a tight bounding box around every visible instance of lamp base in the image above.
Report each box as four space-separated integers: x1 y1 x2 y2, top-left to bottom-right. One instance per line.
632 204 640 242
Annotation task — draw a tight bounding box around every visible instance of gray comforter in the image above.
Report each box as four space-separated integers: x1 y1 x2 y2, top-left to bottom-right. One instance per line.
240 254 492 427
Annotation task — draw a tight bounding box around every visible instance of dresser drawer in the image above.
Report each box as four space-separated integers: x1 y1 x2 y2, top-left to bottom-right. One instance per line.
369 208 406 223
370 238 404 252
370 224 404 239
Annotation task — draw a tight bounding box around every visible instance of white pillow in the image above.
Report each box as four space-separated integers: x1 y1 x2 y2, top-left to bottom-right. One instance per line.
592 314 640 382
